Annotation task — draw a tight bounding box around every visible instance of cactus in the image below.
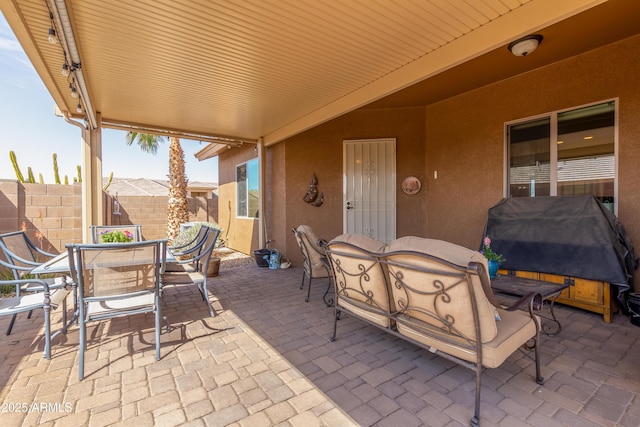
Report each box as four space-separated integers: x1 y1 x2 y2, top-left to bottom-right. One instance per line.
102 171 113 191
9 151 25 182
38 173 44 184
27 167 35 183
53 153 61 184
64 175 69 185
76 165 82 183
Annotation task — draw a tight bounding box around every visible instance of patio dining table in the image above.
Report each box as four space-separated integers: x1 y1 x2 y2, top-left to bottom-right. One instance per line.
31 245 174 332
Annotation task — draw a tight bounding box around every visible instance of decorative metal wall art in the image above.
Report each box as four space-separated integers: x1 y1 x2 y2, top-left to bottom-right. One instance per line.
401 176 422 195
303 173 324 207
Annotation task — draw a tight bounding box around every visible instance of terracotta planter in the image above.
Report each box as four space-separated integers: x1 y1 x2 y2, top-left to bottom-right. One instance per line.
207 258 221 276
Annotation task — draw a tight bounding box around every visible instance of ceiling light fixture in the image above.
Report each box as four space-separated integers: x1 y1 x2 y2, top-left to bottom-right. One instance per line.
76 103 82 113
508 34 543 57
61 63 70 76
48 27 57 44
47 12 57 44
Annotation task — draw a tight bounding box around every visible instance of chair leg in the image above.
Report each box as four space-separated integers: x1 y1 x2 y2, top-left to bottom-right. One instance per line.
533 333 544 385
299 272 305 290
78 306 86 380
42 292 52 359
322 278 333 307
471 361 482 427
155 294 162 361
330 306 339 342
6 313 17 336
306 276 312 302
198 281 217 318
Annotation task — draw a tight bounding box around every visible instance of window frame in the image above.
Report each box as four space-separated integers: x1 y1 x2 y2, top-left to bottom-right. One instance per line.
504 98 618 214
236 157 259 219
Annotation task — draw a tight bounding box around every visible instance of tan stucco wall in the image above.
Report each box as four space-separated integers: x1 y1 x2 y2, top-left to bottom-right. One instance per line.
278 107 427 266
425 33 640 291
219 34 640 291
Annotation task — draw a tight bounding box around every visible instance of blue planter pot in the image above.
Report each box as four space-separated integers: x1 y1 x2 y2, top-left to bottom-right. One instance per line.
488 260 499 278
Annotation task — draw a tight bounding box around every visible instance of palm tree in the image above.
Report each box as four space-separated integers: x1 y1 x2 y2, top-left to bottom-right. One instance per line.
125 132 189 242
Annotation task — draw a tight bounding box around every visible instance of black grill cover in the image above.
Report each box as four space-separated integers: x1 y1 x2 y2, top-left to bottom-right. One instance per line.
482 196 637 300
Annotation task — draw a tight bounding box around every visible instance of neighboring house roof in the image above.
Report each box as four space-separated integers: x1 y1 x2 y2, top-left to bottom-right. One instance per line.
104 178 217 197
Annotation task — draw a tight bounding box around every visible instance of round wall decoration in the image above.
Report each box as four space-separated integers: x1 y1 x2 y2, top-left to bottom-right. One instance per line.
401 176 422 195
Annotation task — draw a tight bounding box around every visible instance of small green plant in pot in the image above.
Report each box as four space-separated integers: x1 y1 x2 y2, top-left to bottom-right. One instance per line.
99 230 134 243
482 236 505 279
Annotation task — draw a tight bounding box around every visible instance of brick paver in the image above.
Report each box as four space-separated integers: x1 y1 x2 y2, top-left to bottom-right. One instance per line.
1 264 639 426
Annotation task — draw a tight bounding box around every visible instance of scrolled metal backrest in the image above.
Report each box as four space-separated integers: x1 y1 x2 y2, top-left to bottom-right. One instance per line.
383 251 497 344
69 240 164 299
324 239 390 314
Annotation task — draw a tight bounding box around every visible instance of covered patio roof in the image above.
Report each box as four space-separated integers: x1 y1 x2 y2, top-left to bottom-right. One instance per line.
2 0 639 159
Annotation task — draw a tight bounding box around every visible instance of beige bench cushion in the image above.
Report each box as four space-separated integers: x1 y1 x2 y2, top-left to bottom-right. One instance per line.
385 236 498 343
328 234 389 327
395 308 536 368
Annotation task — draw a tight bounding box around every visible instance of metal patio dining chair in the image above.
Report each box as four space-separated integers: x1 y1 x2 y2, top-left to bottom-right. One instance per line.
162 227 221 317
66 239 168 380
89 224 143 243
0 230 68 335
0 256 69 359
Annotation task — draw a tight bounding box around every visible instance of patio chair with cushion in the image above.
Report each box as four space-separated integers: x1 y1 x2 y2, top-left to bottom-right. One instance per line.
89 224 143 243
0 230 69 335
162 227 221 317
0 261 69 359
291 225 332 305
165 224 211 273
66 239 168 380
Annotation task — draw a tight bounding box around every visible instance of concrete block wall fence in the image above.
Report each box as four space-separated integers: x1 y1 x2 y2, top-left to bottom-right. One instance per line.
0 180 218 254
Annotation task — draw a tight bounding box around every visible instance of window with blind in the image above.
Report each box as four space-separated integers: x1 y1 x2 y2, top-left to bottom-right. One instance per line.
507 100 616 212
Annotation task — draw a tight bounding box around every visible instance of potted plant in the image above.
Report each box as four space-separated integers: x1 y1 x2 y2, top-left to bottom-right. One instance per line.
482 236 505 279
99 230 134 243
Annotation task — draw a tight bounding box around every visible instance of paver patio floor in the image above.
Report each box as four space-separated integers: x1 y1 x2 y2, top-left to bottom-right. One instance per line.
1 264 639 426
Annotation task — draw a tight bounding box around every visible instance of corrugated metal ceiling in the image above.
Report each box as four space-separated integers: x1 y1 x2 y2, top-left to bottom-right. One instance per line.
2 0 630 152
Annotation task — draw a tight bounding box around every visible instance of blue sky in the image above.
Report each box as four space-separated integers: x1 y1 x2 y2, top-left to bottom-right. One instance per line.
0 14 218 184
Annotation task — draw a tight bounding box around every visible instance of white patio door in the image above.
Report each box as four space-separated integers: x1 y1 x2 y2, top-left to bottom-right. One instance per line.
343 138 396 243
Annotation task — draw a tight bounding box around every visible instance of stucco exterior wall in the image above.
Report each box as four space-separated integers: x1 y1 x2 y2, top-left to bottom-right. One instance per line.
425 34 640 290
218 34 640 292
280 107 427 266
